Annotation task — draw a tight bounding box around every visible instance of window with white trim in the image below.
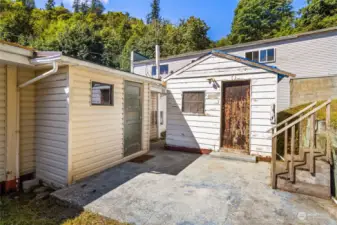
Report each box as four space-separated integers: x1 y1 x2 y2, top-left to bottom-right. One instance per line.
245 48 276 63
91 82 114 106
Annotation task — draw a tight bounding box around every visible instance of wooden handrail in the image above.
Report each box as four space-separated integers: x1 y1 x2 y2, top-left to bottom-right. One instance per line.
268 101 317 132
272 99 331 138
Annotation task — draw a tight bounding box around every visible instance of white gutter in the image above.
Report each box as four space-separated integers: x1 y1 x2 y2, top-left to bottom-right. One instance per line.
15 55 60 191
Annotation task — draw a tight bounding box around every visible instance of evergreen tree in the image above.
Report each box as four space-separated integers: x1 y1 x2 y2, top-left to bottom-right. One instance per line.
229 0 294 44
296 0 337 32
146 0 161 24
80 0 89 13
60 1 64 7
45 0 55 10
72 0 80 12
91 0 104 15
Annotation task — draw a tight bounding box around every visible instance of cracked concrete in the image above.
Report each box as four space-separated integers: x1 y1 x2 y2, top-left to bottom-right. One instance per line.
52 142 337 225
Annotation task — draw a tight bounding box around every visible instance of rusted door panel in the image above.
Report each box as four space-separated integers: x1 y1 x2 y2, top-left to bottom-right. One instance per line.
222 81 250 152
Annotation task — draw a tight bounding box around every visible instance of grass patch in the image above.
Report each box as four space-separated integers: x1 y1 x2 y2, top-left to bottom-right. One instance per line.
0 193 127 225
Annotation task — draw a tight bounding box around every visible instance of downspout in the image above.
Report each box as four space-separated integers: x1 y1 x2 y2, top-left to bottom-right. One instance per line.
15 59 59 191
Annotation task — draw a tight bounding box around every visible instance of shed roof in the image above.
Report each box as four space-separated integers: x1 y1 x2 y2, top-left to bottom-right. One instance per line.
163 50 296 81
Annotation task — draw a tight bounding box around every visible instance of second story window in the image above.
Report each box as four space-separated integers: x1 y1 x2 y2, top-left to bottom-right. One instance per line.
245 48 276 63
245 51 259 62
152 64 169 76
260 48 275 63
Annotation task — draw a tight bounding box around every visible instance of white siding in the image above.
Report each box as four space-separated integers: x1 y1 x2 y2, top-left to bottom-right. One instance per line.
135 31 337 111
277 76 290 112
18 68 36 175
69 67 151 182
0 65 6 182
35 67 69 188
166 56 277 156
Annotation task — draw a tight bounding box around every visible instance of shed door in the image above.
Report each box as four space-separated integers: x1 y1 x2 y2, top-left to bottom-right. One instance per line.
0 66 6 182
124 81 142 157
221 81 250 152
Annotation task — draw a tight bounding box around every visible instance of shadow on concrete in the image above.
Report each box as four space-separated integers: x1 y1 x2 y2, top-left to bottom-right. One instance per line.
52 141 201 208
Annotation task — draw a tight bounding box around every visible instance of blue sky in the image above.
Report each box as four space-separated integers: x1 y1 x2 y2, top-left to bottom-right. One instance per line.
35 0 308 41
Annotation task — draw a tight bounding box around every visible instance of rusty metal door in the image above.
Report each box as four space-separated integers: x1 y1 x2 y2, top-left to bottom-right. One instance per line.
221 81 250 152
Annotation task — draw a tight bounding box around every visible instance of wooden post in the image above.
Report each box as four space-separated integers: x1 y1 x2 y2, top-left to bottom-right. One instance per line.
309 113 316 174
271 136 277 189
284 122 288 170
299 113 303 149
290 126 295 183
326 102 331 163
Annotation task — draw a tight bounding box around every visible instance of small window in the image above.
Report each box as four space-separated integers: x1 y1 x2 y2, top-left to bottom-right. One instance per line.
91 81 113 106
245 51 259 62
260 48 275 63
152 64 169 76
182 92 205 114
160 111 163 125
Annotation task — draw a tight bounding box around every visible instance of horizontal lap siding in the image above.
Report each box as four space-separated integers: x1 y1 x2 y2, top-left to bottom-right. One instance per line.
35 68 69 188
69 67 124 182
166 56 277 156
0 66 5 182
18 68 36 175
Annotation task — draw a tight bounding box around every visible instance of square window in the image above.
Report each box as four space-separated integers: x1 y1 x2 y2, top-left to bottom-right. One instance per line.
152 64 169 76
245 51 259 62
267 48 275 62
182 92 205 114
91 82 113 106
260 50 267 62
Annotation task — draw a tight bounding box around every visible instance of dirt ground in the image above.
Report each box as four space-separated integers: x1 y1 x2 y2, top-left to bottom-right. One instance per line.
0 192 127 225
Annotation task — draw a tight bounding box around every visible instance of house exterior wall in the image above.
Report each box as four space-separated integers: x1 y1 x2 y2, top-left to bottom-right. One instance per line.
68 66 151 183
0 65 6 182
134 30 337 111
166 55 278 157
291 76 337 106
18 67 36 176
35 67 69 188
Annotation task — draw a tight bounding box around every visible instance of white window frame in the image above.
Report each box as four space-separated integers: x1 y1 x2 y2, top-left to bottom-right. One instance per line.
259 48 276 63
245 48 276 63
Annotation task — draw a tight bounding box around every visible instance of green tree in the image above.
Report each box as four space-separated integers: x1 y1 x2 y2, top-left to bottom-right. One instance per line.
45 0 54 10
90 0 104 15
17 0 35 9
0 1 33 44
59 22 104 63
146 0 161 24
80 0 89 14
229 0 294 44
72 0 80 12
296 0 337 32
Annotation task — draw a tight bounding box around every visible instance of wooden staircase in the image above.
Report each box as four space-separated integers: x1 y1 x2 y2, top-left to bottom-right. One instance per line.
271 100 332 199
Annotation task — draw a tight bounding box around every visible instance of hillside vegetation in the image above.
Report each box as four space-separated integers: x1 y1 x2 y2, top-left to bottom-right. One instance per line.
1 0 337 71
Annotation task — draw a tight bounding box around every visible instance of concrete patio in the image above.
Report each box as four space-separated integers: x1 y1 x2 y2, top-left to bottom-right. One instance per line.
52 142 337 225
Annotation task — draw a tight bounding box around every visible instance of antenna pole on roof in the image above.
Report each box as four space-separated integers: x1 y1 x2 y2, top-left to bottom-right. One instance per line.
155 45 160 79
130 50 134 73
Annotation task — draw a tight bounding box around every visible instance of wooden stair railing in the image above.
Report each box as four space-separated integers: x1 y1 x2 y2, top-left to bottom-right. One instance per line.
271 99 332 189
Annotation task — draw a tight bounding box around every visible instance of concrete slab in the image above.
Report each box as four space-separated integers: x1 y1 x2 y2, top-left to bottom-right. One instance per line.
52 143 337 225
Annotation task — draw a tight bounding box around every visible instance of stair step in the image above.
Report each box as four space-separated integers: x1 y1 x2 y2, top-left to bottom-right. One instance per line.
277 178 331 199
210 152 257 163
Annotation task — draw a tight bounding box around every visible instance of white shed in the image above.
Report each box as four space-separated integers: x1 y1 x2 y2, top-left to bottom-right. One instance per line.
164 51 295 157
